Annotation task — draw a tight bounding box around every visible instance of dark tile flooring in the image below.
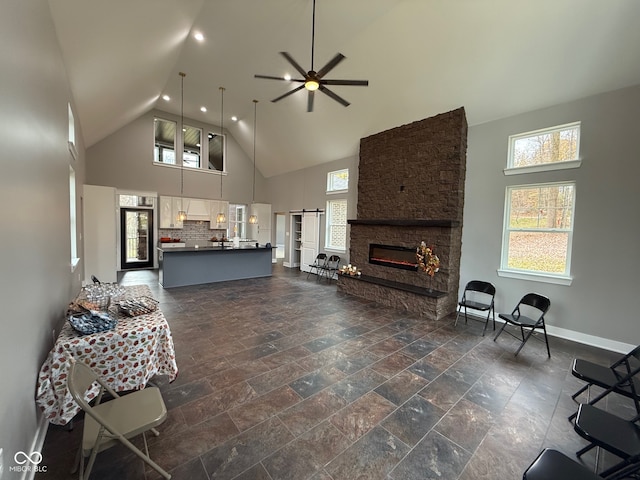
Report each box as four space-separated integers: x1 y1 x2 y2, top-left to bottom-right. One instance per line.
38 264 635 479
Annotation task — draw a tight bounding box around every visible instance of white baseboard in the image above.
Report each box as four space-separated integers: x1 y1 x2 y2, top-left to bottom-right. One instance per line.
21 415 49 480
461 311 634 354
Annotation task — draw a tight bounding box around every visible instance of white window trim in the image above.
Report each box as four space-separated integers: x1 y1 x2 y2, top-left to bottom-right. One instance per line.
497 268 572 286
504 158 582 175
500 181 575 285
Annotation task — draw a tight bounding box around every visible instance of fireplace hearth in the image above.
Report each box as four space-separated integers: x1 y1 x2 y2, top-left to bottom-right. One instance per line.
369 244 417 271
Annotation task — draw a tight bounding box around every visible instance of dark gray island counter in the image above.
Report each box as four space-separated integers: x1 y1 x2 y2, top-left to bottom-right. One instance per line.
158 244 273 288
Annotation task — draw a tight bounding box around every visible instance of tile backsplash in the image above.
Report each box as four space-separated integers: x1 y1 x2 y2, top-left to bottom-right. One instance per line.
159 220 227 245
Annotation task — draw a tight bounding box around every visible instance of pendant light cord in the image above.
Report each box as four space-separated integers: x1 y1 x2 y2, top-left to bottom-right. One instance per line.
252 99 258 203
219 86 225 198
179 72 186 197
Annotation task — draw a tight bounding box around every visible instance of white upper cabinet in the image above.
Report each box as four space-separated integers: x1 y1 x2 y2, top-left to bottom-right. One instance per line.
159 196 184 229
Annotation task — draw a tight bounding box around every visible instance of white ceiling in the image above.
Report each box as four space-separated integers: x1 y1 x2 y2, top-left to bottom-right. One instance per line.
49 0 640 178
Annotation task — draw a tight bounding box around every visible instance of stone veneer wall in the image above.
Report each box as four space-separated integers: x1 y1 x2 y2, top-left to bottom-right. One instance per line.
338 108 467 320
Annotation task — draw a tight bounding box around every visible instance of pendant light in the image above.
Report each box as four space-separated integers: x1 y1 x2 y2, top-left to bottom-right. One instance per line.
216 86 227 224
177 71 188 222
248 99 258 225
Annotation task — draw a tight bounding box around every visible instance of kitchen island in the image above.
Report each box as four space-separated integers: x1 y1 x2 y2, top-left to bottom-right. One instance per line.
158 244 273 288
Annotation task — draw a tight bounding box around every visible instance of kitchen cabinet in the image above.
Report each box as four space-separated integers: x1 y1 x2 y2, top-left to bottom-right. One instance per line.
209 200 229 229
159 196 184 229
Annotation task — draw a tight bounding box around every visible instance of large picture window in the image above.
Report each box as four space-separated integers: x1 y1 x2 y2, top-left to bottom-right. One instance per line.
326 199 347 251
500 182 575 282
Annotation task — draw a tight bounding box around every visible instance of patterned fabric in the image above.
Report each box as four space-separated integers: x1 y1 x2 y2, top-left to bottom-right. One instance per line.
36 285 178 425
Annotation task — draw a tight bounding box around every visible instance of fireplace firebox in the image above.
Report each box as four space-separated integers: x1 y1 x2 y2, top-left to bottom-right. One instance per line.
369 244 418 271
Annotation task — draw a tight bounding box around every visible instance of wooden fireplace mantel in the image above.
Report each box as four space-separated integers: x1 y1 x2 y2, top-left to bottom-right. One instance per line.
347 219 460 228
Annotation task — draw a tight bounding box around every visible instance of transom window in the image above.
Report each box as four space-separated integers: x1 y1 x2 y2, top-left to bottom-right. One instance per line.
500 182 575 281
327 169 349 193
506 122 581 174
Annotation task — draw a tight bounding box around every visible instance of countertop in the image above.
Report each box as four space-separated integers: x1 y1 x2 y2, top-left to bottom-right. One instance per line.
158 243 273 253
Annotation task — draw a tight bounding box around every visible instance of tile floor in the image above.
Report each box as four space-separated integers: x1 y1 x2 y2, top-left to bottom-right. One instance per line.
38 264 635 479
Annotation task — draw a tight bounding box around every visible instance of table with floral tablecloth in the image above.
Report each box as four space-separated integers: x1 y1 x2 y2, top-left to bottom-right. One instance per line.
36 284 178 425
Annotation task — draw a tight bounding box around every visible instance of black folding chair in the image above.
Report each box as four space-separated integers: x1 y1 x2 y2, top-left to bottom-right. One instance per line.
319 255 340 282
568 345 640 421
523 449 602 480
494 293 551 357
306 253 327 279
454 280 496 335
574 404 640 478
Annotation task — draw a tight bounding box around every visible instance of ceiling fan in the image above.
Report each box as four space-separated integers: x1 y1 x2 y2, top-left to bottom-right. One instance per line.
254 0 369 112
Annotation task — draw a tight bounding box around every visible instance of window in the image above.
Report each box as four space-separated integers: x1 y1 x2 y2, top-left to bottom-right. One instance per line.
68 103 77 160
154 118 176 164
500 182 575 283
326 199 348 251
208 132 225 172
506 122 581 174
327 168 349 193
183 125 201 168
69 165 79 270
229 204 247 239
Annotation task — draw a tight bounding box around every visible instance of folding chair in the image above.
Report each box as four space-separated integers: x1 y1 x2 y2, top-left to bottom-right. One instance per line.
494 293 551 357
574 404 640 478
306 253 327 280
67 358 171 480
523 449 602 480
319 255 341 282
454 280 496 335
568 345 640 421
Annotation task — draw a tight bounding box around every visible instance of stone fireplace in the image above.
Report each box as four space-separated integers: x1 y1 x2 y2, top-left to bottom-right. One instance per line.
337 108 467 320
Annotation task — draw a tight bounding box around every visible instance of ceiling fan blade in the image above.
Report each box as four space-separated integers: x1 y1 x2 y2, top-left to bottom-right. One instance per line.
271 84 306 103
280 52 308 78
307 91 314 113
319 85 350 107
321 79 369 86
316 53 345 78
255 74 303 82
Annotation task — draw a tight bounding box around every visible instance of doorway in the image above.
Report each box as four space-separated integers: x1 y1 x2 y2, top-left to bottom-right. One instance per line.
120 208 154 269
275 213 286 260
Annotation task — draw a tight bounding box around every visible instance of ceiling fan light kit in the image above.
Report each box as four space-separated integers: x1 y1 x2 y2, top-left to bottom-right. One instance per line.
254 0 368 112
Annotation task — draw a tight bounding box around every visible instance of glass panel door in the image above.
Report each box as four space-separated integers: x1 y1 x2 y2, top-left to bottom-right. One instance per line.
120 208 154 269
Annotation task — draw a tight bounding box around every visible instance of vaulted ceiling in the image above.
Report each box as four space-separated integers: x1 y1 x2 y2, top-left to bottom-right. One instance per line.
49 0 640 178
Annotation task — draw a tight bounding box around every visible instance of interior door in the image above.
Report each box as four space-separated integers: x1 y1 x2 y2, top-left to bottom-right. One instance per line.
120 208 154 269
300 211 321 272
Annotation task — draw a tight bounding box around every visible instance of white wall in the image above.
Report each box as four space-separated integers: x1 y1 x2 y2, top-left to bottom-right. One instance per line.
86 109 267 206
0 0 85 475
266 155 359 267
462 85 640 351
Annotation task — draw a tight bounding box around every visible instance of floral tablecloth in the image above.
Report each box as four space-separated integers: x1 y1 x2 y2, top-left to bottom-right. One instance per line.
36 285 178 425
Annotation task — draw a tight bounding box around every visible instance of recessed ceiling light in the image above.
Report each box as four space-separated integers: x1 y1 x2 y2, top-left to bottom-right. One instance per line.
231 116 238 122
284 74 292 81
194 32 204 42
200 106 207 113
162 94 170 101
